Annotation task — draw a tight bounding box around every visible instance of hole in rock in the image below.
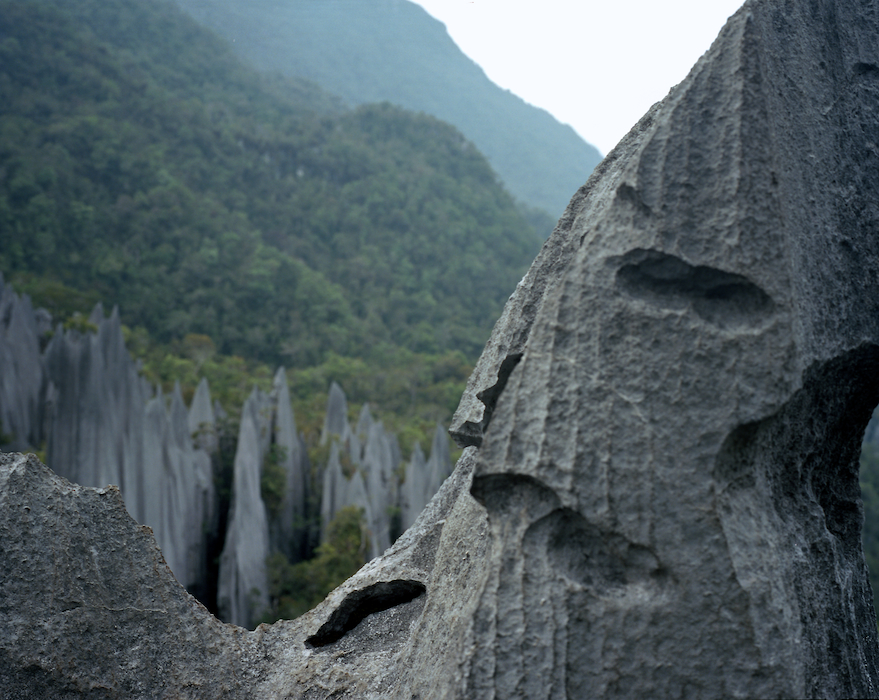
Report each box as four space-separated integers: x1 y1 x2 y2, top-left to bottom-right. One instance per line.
470 473 561 518
525 508 665 591
474 352 523 440
615 248 775 328
854 62 879 78
305 579 426 648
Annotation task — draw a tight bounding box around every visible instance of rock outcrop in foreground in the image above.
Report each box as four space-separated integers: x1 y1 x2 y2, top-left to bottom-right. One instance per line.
3 0 879 697
0 275 453 629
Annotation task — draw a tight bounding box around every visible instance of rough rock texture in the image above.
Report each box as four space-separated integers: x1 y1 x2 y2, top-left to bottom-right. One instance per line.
322 380 353 446
317 385 424 559
44 304 150 494
188 376 217 454
4 0 879 697
362 419 399 558
445 0 879 696
0 448 483 699
400 442 427 532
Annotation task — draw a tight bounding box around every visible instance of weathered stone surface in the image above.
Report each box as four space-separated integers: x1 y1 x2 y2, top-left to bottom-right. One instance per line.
400 425 453 534
44 304 147 493
0 448 484 699
442 0 879 696
0 452 254 699
41 310 218 596
363 419 398 558
400 441 427 532
322 380 352 445
424 422 452 499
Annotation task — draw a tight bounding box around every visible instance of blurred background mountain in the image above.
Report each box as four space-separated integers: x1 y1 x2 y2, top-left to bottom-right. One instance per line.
171 0 603 225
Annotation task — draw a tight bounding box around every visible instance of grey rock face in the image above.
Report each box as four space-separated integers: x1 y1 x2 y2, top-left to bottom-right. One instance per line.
400 442 427 532
0 448 483 699
42 309 217 595
362 419 398 558
0 453 254 699
43 305 145 492
443 1 879 696
188 376 217 454
322 380 352 445
318 385 397 558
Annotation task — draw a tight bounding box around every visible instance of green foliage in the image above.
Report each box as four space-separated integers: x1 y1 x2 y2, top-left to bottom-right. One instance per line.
261 505 368 623
62 311 98 334
0 0 540 366
5 272 101 321
172 0 603 218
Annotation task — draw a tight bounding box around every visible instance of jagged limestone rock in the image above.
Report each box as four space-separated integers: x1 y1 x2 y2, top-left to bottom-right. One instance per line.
217 388 271 628
424 422 452 499
270 368 308 561
188 376 217 454
44 304 146 491
401 442 428 532
440 0 879 696
0 453 255 699
164 383 215 591
42 309 217 596
0 448 483 698
322 380 352 445
0 276 46 451
362 419 397 558
320 440 347 541
356 402 374 442
400 426 453 535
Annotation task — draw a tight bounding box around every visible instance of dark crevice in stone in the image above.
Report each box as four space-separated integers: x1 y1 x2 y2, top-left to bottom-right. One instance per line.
470 472 561 517
472 353 523 447
451 353 522 449
615 248 775 329
713 344 879 697
854 62 879 78
305 580 426 648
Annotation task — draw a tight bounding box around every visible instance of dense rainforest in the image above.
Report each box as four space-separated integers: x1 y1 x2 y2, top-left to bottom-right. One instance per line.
171 0 602 221
0 0 541 368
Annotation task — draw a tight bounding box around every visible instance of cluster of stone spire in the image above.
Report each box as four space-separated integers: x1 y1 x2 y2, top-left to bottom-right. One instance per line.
0 275 452 628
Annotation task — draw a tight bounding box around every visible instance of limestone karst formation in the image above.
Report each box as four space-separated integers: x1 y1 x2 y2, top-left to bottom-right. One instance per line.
0 275 452 630
3 0 879 697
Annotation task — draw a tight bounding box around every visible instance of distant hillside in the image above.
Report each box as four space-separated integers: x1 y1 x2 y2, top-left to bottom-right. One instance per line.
0 0 541 364
172 0 603 221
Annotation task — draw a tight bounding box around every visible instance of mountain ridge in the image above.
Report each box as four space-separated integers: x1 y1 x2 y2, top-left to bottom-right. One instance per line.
172 0 603 220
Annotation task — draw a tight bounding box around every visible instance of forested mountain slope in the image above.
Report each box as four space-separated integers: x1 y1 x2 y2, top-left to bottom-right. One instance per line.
172 0 603 221
0 0 541 366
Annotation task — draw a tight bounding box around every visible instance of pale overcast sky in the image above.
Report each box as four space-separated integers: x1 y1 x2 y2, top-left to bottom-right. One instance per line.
409 0 747 155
